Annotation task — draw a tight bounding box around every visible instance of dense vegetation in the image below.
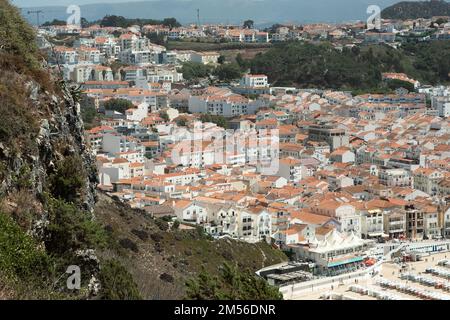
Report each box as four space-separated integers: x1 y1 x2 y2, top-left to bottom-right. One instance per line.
199 114 229 129
98 15 181 28
42 19 67 26
0 0 142 300
81 105 102 130
178 62 214 81
186 262 283 300
382 0 450 20
93 193 288 299
98 259 142 300
214 63 243 82
179 61 245 83
103 98 134 114
245 41 450 90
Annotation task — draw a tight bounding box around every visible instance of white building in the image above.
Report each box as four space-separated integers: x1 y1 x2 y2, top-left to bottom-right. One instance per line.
277 157 306 183
240 74 269 88
190 51 220 65
126 102 149 122
293 230 373 273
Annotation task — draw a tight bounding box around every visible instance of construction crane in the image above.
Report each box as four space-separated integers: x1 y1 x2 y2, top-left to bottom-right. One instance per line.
197 8 200 28
27 10 43 27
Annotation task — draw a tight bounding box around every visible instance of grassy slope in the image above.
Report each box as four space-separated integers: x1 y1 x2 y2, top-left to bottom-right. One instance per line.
94 193 287 300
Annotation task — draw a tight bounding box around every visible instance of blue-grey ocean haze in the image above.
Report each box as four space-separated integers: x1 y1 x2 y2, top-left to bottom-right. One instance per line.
13 0 421 25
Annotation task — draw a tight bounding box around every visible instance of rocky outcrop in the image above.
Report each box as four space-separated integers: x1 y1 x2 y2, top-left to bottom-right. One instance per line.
0 78 98 212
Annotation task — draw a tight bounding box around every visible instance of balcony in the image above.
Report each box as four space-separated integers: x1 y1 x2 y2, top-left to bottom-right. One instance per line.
389 228 405 233
390 222 405 228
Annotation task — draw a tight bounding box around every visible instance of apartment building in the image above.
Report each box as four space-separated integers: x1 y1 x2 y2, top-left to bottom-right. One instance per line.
413 168 445 196
379 167 412 187
307 124 349 151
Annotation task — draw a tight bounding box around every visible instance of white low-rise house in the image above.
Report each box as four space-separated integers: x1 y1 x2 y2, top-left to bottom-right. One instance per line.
147 69 184 83
277 157 306 183
115 150 145 164
216 206 239 237
170 139 216 168
379 167 412 187
423 208 441 239
102 133 143 154
161 170 201 186
68 65 114 83
123 66 147 82
77 46 102 64
53 46 78 64
189 93 262 117
326 173 354 190
240 74 269 88
142 180 175 194
119 49 158 64
144 159 167 175
173 200 205 222
245 206 272 242
360 209 385 239
330 147 355 163
311 201 361 237
190 51 220 65
99 157 130 185
275 223 316 245
413 168 444 196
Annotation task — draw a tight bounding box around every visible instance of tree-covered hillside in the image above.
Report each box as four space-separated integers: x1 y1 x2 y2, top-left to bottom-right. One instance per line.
245 41 450 90
382 0 450 20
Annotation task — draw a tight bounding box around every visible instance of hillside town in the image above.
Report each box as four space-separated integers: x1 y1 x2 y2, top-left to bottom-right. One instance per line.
32 12 450 299
5 0 450 308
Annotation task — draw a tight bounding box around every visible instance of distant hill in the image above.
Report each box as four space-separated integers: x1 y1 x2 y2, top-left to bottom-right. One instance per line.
382 0 450 20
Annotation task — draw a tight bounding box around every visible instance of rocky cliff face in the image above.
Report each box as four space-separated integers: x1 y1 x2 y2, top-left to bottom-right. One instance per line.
0 0 97 214
0 74 98 212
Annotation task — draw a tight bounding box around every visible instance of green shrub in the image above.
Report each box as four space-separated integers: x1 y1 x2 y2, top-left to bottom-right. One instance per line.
44 197 108 255
12 163 33 190
119 238 139 253
48 155 86 203
155 218 169 231
185 262 282 300
0 1 40 71
98 259 142 300
0 72 40 155
213 63 243 81
178 62 214 80
0 213 51 284
199 114 229 129
103 98 134 114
